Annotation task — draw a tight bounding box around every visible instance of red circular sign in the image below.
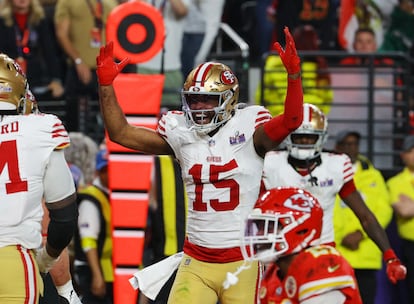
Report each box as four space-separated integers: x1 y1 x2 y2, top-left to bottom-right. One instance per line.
106 1 165 64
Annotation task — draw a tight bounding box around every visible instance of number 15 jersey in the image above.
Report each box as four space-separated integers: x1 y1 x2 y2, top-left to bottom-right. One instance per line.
157 106 271 255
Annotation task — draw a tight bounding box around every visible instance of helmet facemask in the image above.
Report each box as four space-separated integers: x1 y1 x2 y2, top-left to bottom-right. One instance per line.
241 212 292 264
240 187 323 264
182 62 239 135
286 103 328 160
182 88 236 134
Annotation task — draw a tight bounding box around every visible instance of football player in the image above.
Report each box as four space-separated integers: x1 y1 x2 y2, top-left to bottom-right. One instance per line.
0 53 78 303
241 186 363 303
261 103 406 284
96 27 303 303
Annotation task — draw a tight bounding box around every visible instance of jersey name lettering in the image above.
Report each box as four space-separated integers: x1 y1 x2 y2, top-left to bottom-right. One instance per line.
1 121 19 134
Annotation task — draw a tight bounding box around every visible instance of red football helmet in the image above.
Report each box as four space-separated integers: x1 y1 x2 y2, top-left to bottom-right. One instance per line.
241 187 323 263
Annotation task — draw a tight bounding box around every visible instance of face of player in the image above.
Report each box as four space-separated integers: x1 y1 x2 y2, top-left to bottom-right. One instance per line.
353 32 377 53
185 94 220 125
291 134 318 145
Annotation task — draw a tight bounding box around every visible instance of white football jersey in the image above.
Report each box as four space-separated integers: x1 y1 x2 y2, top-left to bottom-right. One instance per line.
262 150 354 244
158 106 271 249
0 114 70 249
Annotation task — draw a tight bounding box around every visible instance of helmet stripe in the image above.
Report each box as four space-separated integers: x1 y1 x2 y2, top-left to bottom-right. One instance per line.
192 62 214 87
303 103 312 123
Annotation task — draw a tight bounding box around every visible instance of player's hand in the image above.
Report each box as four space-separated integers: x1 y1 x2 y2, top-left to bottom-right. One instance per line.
96 41 130 86
384 249 407 284
273 27 301 76
35 246 59 274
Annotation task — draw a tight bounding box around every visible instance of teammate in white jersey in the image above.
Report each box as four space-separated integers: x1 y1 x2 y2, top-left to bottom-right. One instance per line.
97 27 303 303
262 103 406 285
0 53 78 303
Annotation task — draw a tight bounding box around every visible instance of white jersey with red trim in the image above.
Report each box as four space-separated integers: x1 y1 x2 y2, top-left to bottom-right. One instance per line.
0 113 70 249
262 151 354 244
157 105 271 249
260 245 362 303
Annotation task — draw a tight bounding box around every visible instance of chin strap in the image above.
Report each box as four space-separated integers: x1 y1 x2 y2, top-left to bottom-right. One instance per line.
222 260 252 290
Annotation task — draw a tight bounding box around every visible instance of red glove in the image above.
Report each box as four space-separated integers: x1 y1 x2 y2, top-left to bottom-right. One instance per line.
96 41 130 85
383 249 407 284
273 27 301 75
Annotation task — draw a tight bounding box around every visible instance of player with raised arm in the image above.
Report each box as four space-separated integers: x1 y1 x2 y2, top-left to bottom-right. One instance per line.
262 103 406 285
241 186 363 303
97 27 303 303
0 53 78 303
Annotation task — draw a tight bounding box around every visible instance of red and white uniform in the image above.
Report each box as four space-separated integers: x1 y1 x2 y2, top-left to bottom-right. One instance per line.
260 245 362 304
262 151 354 244
158 106 271 261
0 113 72 250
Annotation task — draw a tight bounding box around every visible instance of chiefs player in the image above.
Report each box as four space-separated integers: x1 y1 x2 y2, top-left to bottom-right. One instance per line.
262 103 406 285
96 27 303 303
241 186 363 303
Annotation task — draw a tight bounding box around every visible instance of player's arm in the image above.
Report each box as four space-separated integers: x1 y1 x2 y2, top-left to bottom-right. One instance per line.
342 186 407 284
36 150 78 273
254 27 303 157
96 42 174 155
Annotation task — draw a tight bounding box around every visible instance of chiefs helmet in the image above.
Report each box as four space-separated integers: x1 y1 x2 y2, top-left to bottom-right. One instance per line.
285 103 328 160
0 53 27 112
241 187 323 263
181 62 239 134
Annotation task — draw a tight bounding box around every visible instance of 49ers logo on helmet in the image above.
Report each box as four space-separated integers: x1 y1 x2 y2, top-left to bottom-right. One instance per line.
221 70 236 85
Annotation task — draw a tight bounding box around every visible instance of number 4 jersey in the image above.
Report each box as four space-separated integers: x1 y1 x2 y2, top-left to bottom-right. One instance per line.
157 106 271 259
0 113 71 249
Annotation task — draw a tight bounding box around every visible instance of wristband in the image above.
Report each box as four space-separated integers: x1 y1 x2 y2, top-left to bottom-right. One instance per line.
383 248 397 262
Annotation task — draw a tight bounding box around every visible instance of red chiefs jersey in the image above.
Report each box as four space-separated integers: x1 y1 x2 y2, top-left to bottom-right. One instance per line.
259 245 362 304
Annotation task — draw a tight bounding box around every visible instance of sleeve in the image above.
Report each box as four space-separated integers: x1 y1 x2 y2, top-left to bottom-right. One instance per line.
43 150 76 203
78 200 101 251
301 290 346 304
50 115 70 150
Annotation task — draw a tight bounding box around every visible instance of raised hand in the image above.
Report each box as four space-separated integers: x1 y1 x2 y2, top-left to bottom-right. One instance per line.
273 27 301 76
96 41 130 86
384 249 407 284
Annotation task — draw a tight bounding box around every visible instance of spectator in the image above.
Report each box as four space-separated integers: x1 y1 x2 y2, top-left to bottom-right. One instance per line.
64 131 100 186
379 0 414 53
74 148 112 303
137 0 190 110
0 0 64 99
338 0 384 52
241 187 363 303
333 130 393 304
386 135 414 303
54 0 117 134
256 24 333 115
270 0 339 50
193 0 225 66
262 103 407 285
340 27 395 66
139 155 187 304
180 2 205 78
0 53 78 303
97 27 303 303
